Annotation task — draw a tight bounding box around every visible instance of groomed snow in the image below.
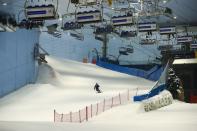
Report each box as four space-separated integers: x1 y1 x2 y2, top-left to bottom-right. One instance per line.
0 56 197 131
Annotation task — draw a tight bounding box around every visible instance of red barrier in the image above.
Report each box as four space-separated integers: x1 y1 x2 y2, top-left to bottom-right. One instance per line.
54 90 130 123
92 58 97 64
190 95 197 103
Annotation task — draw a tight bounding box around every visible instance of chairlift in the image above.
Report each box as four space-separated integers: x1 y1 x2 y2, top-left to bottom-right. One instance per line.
62 21 83 30
19 19 44 29
25 0 59 20
140 39 156 45
111 14 133 26
120 31 137 37
95 35 104 42
158 45 173 51
70 31 84 41
95 34 109 42
126 45 134 53
138 22 157 32
119 47 128 55
177 36 193 43
107 54 117 61
94 25 113 34
52 32 62 38
76 10 101 24
71 0 98 5
159 26 176 35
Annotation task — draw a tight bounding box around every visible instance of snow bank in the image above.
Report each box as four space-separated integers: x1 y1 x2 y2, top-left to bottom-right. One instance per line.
37 63 66 87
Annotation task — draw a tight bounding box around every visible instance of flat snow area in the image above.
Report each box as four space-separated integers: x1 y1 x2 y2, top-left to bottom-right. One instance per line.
0 56 197 131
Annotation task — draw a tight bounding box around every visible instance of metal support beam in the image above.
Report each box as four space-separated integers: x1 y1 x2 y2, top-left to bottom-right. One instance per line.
102 33 108 59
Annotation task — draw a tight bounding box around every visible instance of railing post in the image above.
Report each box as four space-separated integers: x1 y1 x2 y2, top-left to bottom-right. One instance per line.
79 110 81 123
127 89 129 101
54 110 56 122
86 106 88 121
119 93 121 105
61 113 63 122
103 99 105 112
91 104 92 118
111 97 114 108
70 112 72 122
96 103 98 115
136 87 139 96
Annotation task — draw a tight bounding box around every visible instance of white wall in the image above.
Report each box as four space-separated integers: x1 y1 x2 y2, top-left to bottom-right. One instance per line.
40 26 197 64
40 28 163 64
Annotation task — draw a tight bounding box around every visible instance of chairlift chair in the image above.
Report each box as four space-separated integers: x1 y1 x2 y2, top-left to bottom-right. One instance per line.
126 46 134 53
119 47 129 55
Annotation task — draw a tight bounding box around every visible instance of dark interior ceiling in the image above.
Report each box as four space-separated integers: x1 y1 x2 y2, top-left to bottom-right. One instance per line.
166 0 197 26
0 0 197 26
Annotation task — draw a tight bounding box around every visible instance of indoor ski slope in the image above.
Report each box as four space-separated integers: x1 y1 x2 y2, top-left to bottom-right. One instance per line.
0 56 197 131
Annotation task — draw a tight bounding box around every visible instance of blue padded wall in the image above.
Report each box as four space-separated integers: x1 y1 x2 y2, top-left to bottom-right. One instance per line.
96 60 163 81
0 29 40 97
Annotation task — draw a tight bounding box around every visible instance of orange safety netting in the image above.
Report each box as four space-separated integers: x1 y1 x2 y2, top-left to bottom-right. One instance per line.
54 90 130 123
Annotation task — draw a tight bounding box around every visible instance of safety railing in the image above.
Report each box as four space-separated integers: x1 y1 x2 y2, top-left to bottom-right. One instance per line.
54 90 130 123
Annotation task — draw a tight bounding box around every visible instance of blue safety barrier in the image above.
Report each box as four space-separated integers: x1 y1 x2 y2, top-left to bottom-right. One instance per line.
133 61 169 102
146 65 164 81
133 84 166 101
96 60 163 81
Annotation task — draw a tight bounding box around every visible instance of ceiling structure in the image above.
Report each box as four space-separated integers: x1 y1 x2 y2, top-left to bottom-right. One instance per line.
0 0 197 26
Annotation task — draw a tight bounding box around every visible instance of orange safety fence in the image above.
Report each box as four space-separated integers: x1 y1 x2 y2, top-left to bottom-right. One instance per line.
54 90 130 123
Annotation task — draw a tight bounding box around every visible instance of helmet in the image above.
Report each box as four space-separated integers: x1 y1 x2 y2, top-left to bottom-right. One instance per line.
168 68 175 75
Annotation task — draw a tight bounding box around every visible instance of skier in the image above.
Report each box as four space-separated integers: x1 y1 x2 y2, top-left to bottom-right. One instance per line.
94 83 102 93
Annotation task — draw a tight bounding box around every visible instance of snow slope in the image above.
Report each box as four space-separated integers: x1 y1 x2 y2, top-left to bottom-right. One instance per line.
0 56 153 122
0 56 197 131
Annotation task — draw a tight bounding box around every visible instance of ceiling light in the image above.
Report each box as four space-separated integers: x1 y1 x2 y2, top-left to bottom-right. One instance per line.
173 16 177 19
2 3 7 6
163 0 167 4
